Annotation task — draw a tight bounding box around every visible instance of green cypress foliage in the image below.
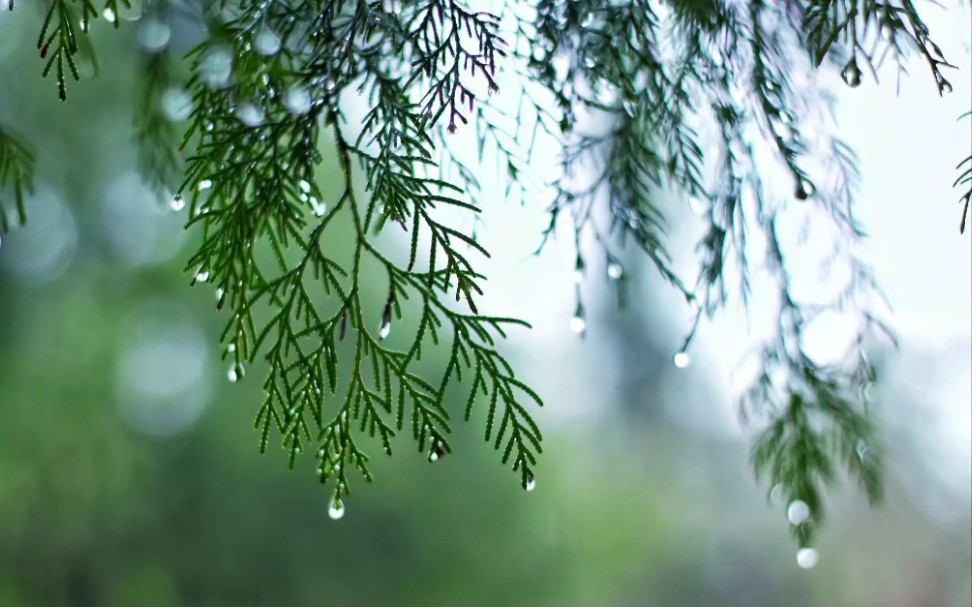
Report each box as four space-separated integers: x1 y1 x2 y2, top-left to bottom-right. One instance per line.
0 0 967 548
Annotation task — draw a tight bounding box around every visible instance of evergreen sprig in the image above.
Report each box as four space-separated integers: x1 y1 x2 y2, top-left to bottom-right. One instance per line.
4 0 968 547
0 127 35 235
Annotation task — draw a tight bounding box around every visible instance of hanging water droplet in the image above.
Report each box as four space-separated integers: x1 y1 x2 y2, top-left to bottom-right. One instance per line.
236 102 265 128
195 269 210 282
673 351 690 369
796 547 819 569
298 179 312 194
378 319 391 339
795 179 815 200
607 262 623 280
840 59 862 88
227 365 239 382
569 314 586 334
328 496 345 520
102 7 116 22
200 46 233 89
215 287 225 302
310 197 327 217
161 87 192 121
787 499 811 525
198 179 213 191
254 28 282 56
169 193 185 211
284 85 312 115
227 343 236 353
138 17 171 53
525 474 536 492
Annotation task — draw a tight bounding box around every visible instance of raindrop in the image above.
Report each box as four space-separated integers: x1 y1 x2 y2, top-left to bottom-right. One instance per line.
227 343 236 353
161 87 193 121
787 499 811 525
284 85 312 115
236 102 265 128
227 365 239 382
298 179 312 193
200 46 233 89
673 351 690 369
569 314 586 334
195 269 210 282
840 59 862 88
310 198 327 217
215 287 225 302
102 7 116 22
525 475 536 492
169 193 185 211
607 262 623 280
254 28 282 56
378 319 391 340
796 547 819 569
138 17 171 53
197 179 213 191
328 496 345 520
795 179 815 200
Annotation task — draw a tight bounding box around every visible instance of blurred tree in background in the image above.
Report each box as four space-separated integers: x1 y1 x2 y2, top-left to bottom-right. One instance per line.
0 3 970 605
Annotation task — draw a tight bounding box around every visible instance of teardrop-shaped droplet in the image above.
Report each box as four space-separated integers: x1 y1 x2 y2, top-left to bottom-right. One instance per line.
197 179 213 191
254 28 282 56
569 315 586 334
525 474 537 492
215 287 225 302
840 59 862 88
607 262 623 280
795 179 815 200
378 320 391 340
195 269 210 282
236 102 265 128
787 499 810 525
227 365 239 383
170 193 185 211
298 179 313 194
328 496 345 520
102 7 116 22
796 547 819 569
673 351 690 369
284 85 312 115
311 198 327 217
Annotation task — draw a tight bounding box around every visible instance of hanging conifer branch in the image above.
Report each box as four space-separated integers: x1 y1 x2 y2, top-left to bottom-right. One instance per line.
2 0 968 550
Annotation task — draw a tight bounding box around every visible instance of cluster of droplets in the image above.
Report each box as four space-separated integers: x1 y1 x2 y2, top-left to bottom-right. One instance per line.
786 499 819 569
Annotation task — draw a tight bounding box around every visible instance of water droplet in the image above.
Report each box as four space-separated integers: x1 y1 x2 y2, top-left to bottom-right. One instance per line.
227 365 239 382
161 87 192 121
525 475 536 492
607 262 623 280
215 287 225 302
200 46 233 89
197 179 213 191
840 59 862 88
236 102 265 128
795 179 815 200
673 351 690 369
283 85 312 115
429 451 439 462
195 269 210 282
298 179 312 193
328 496 345 520
796 547 819 569
138 17 171 53
254 28 282 56
227 343 236 353
787 499 810 525
169 193 185 211
310 198 327 217
102 7 116 22
378 320 391 339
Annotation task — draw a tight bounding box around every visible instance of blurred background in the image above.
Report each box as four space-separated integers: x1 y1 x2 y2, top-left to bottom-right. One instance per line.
0 4 970 606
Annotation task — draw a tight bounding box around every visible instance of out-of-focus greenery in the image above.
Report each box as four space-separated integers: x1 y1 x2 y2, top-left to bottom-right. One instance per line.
0 11 969 607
